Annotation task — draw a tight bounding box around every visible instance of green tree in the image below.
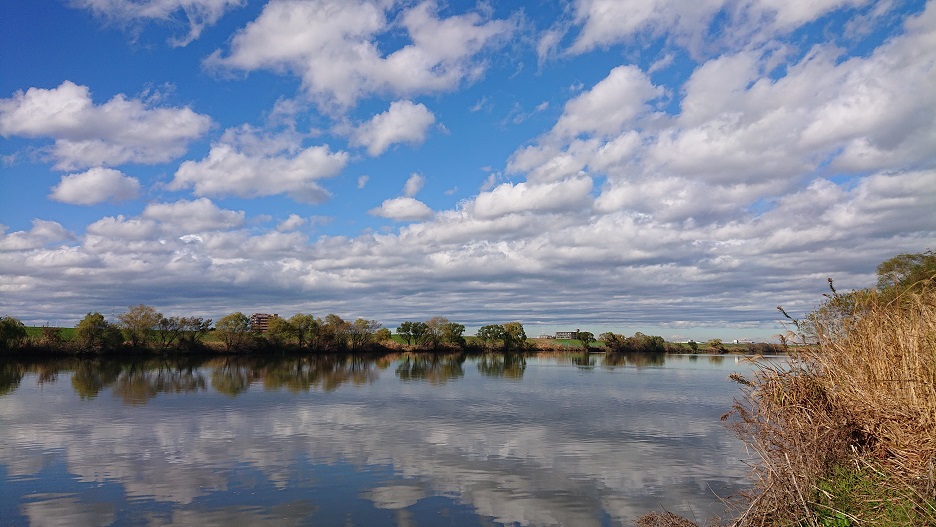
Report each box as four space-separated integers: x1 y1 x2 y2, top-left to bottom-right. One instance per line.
441 321 466 348
179 316 211 350
476 324 505 350
0 316 28 351
266 315 294 346
397 321 416 345
502 322 527 351
288 313 316 349
118 304 162 348
155 316 183 350
374 327 393 343
215 312 251 352
599 332 625 351
578 331 595 350
425 316 449 348
75 312 122 351
706 338 725 353
348 318 380 351
322 314 350 351
876 250 936 292
410 321 430 347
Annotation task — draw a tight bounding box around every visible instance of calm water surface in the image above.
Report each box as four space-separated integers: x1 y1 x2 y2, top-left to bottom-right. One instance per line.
0 353 771 526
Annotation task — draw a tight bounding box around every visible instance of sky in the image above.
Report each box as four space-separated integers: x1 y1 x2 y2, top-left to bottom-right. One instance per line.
1 0 935 341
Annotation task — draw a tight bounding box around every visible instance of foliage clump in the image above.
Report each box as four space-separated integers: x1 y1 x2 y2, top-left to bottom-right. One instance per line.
639 250 936 526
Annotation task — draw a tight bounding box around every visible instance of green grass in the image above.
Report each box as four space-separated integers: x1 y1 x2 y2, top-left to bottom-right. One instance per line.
25 326 76 341
813 465 936 527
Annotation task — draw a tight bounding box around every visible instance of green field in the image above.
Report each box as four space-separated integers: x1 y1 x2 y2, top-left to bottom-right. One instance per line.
25 326 77 340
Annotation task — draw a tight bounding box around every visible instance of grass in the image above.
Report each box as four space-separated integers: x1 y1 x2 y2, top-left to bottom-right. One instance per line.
639 282 936 526
24 326 76 341
730 285 936 527
813 463 935 526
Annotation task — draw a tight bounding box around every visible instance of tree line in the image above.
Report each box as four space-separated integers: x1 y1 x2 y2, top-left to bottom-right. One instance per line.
0 305 539 355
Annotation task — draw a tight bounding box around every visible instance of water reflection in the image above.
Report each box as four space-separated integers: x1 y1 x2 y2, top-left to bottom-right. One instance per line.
476 352 526 379
395 354 465 384
0 353 771 526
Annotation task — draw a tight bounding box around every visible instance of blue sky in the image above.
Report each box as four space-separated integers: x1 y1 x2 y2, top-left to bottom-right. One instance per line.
1 0 934 340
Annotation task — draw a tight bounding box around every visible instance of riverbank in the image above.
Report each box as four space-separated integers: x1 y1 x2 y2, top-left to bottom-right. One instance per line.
640 283 936 527
6 328 784 357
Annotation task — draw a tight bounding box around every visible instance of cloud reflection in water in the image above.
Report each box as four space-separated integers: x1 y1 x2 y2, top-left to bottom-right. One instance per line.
0 354 763 525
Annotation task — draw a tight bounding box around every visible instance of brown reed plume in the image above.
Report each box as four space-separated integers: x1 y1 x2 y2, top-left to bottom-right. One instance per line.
722 281 936 526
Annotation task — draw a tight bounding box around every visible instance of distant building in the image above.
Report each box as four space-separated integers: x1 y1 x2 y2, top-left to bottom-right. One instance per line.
555 330 580 339
249 313 279 333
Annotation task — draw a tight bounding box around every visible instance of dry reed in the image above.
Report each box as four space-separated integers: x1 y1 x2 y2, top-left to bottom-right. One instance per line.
639 282 936 526
727 284 936 526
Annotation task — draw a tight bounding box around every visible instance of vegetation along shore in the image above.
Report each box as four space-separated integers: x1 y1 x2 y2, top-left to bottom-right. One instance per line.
1 310 779 357
639 250 936 526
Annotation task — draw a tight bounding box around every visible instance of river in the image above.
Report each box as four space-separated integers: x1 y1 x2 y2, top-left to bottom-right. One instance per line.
0 352 773 526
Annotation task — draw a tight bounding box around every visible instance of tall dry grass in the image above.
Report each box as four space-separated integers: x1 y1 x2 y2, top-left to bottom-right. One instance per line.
640 282 936 526
724 283 936 526
810 287 936 492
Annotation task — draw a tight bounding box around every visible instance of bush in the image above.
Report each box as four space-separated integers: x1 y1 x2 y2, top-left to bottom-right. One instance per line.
0 315 28 351
724 284 936 526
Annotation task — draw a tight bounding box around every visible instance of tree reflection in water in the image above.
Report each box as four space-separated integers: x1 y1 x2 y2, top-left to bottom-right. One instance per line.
112 361 207 404
0 362 25 396
261 355 379 393
0 352 683 400
601 352 666 369
476 352 526 379
395 354 465 384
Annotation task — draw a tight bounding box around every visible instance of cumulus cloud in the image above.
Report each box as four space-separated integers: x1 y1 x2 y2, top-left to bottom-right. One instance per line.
207 0 517 110
170 131 349 203
403 173 425 197
140 198 245 232
72 0 244 46
471 176 594 220
277 214 307 232
351 100 436 156
551 65 662 139
565 0 870 57
49 167 141 205
0 81 212 170
370 197 434 221
0 219 73 250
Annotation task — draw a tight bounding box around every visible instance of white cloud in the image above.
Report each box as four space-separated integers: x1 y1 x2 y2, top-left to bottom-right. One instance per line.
370 197 434 221
551 65 662 139
403 173 425 197
471 176 594 220
0 81 211 170
565 0 870 57
277 214 307 232
207 0 516 110
567 0 727 55
86 215 160 240
357 175 370 189
140 198 245 232
218 124 304 157
72 0 244 46
49 167 141 205
352 100 436 156
170 135 349 203
0 220 73 250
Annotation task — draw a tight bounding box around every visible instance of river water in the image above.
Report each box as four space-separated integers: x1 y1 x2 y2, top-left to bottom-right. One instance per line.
0 353 771 526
